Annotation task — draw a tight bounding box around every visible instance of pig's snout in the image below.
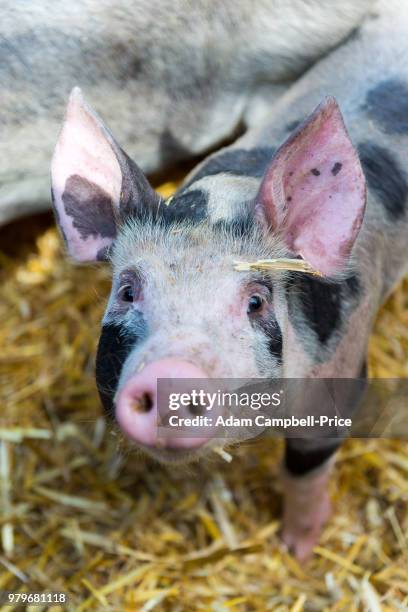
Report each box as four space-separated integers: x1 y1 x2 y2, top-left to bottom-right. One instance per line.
115 358 210 450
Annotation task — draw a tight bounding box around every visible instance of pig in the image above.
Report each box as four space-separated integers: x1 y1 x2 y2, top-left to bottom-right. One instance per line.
51 0 408 560
1 0 373 225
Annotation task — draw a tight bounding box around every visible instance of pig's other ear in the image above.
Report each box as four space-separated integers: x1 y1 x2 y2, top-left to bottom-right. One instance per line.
255 97 366 276
51 87 161 262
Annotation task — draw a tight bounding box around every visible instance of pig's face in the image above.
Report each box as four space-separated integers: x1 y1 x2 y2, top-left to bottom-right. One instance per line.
96 219 288 461
52 89 366 462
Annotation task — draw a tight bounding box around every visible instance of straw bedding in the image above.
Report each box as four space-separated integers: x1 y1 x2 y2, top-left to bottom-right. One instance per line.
0 179 407 611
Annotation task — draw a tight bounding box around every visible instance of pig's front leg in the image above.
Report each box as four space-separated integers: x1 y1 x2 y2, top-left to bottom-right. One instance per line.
280 440 338 562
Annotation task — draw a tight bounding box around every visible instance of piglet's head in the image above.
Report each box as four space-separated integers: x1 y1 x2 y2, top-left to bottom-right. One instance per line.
256 97 366 276
51 87 161 262
51 91 367 462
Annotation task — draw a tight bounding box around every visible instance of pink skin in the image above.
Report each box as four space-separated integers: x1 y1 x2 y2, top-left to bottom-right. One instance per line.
52 88 122 261
115 358 212 450
280 461 333 562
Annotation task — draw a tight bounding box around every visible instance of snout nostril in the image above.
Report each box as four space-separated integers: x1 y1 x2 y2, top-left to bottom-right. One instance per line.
116 359 211 449
130 392 154 413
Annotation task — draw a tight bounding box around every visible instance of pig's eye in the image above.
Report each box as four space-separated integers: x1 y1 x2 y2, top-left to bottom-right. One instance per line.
247 294 264 314
119 285 134 302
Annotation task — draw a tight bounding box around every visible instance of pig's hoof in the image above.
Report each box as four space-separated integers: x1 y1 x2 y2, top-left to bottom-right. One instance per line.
281 494 331 562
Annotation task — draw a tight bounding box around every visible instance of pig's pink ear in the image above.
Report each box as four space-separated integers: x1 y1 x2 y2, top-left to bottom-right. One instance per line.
255 97 366 276
51 87 160 262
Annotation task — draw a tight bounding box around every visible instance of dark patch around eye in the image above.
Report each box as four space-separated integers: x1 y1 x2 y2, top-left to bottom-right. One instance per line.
264 319 283 364
310 168 320 176
247 280 282 364
364 79 408 135
358 142 407 220
252 316 282 364
95 322 140 417
62 174 116 239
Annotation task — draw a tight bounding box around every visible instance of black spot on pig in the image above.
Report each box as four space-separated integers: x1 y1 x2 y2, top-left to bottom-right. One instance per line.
182 147 276 188
62 175 116 240
285 439 340 475
265 320 283 364
95 322 141 417
296 276 342 344
331 162 342 176
310 168 320 176
162 189 208 223
364 79 408 134
287 273 361 347
358 142 407 220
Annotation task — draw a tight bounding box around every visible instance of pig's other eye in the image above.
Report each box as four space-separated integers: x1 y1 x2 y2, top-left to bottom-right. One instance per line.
247 294 264 314
118 285 134 302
